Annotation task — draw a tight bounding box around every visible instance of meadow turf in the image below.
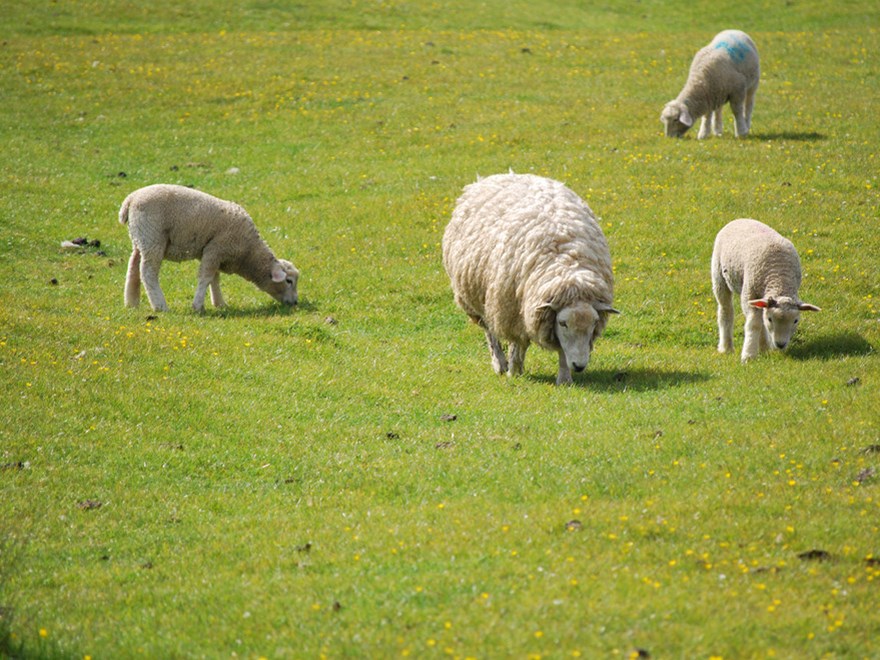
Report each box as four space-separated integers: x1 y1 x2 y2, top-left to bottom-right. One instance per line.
1 1 879 658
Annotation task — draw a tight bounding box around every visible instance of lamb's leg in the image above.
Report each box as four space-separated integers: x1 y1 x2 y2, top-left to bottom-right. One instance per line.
712 275 735 354
555 350 573 385
124 248 142 307
209 272 226 308
711 107 724 136
193 259 221 313
508 342 528 377
697 115 711 140
730 95 749 137
484 330 508 375
744 86 757 132
139 251 168 312
741 306 764 361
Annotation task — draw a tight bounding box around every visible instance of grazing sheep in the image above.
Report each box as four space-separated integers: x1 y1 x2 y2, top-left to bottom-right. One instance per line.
711 218 820 362
442 173 619 385
661 29 760 139
119 184 299 312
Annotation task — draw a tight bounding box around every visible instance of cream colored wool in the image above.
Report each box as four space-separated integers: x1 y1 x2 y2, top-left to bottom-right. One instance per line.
119 184 299 312
661 29 760 139
442 173 618 385
711 218 820 362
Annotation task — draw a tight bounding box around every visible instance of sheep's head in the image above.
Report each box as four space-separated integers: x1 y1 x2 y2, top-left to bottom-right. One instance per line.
263 259 299 305
661 101 693 137
552 301 620 374
749 296 821 350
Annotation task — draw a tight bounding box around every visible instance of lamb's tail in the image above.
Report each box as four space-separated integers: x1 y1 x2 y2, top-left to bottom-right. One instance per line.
118 194 132 225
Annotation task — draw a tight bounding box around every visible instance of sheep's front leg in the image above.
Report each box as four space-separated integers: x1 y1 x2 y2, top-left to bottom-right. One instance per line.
741 306 765 361
508 342 528 377
124 248 142 308
556 350 573 385
209 272 227 308
193 260 220 313
139 252 168 312
484 330 508 375
697 115 711 140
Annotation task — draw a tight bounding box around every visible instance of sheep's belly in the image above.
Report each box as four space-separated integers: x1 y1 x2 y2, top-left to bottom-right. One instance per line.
164 242 204 262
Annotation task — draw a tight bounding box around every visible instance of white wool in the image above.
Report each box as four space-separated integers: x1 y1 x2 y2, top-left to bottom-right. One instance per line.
119 184 299 312
442 173 617 385
711 218 820 361
661 30 760 139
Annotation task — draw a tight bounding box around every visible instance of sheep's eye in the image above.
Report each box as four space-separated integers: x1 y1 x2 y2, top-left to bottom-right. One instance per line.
794 319 799 325
559 320 568 328
286 278 294 285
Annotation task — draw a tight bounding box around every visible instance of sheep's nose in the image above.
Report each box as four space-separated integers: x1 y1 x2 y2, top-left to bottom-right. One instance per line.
776 341 788 349
572 363 586 373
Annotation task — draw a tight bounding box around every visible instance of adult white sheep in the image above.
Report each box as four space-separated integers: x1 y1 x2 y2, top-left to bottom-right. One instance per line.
442 173 619 385
661 29 760 139
711 218 820 362
119 184 299 312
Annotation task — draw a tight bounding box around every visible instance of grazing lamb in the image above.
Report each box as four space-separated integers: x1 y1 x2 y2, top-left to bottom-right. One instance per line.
119 184 299 312
661 29 760 139
711 218 820 362
442 173 619 385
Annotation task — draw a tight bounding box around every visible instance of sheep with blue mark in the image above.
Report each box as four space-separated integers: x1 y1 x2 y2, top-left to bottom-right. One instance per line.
661 30 760 139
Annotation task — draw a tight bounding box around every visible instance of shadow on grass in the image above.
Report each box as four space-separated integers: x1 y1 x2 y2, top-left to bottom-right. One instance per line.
526 367 711 391
210 299 319 318
755 131 825 142
788 332 874 361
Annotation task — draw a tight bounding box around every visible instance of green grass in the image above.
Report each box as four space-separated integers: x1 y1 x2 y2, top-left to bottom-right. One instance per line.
1 1 879 658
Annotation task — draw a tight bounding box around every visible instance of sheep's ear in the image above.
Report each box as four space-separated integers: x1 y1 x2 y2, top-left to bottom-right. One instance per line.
595 302 620 315
798 302 821 312
270 262 287 283
680 108 694 127
749 297 771 309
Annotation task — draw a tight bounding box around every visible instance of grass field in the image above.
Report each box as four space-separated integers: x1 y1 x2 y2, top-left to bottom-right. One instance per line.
1 1 879 658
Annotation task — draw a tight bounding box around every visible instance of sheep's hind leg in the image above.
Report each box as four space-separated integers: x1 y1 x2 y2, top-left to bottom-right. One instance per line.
124 248 142 307
713 279 735 354
711 107 724 136
730 96 749 137
484 329 508 375
508 342 528 377
139 252 168 312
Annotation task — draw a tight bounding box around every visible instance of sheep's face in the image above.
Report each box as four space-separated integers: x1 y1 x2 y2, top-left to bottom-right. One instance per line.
750 296 821 350
264 259 299 305
661 101 694 137
555 303 604 373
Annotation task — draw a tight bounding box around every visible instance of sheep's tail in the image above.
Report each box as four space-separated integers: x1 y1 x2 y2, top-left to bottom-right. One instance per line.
118 194 132 225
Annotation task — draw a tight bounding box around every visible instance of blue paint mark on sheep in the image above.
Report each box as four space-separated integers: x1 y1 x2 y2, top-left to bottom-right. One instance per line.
714 39 752 63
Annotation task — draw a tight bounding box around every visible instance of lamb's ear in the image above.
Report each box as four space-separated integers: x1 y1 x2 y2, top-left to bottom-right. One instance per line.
798 302 821 312
749 297 773 309
595 302 621 315
270 261 287 283
680 108 694 127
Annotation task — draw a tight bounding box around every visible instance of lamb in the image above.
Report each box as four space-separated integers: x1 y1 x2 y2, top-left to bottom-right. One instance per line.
119 184 299 312
711 218 820 362
442 173 619 385
661 29 760 139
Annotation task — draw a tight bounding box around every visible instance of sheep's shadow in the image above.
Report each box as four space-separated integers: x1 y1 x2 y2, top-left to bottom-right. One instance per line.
525 367 710 392
209 299 318 318
787 332 874 361
755 131 825 142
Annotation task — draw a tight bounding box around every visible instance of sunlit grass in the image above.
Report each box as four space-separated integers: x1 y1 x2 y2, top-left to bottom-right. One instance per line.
1 1 878 658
